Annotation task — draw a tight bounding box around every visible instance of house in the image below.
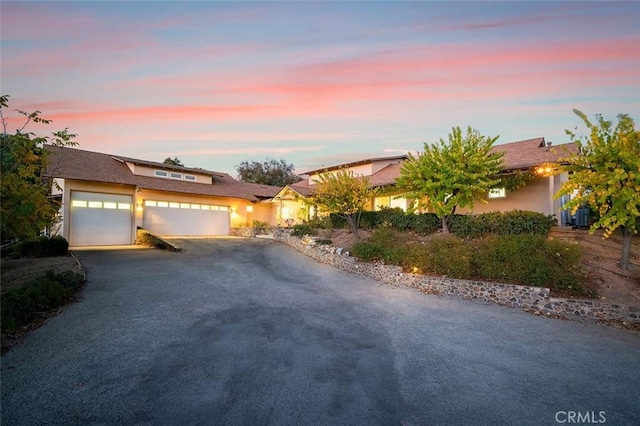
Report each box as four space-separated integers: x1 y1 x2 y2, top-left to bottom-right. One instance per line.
274 138 578 225
271 155 410 223
45 145 281 246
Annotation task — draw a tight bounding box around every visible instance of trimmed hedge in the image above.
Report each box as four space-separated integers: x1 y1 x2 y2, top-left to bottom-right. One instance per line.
330 209 555 238
1 236 69 259
1 270 85 334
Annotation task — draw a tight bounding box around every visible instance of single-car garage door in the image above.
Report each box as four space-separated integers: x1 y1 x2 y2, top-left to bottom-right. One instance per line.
142 200 230 236
70 191 133 246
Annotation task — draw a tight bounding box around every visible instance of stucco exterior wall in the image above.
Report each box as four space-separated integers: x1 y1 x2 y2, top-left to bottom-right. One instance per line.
252 202 277 227
125 162 210 184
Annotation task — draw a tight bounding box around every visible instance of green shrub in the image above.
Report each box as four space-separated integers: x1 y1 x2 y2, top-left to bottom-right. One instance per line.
329 213 348 228
1 236 69 259
252 219 268 230
291 224 316 237
351 226 407 264
449 211 556 239
403 236 474 279
413 213 441 235
472 235 589 296
350 228 590 296
305 215 333 230
1 269 85 334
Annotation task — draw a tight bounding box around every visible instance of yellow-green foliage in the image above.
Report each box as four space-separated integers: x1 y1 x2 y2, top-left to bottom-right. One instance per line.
395 126 504 231
556 110 639 269
312 168 378 236
556 110 640 238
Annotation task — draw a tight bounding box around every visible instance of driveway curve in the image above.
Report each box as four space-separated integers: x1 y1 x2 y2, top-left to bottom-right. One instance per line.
1 238 639 425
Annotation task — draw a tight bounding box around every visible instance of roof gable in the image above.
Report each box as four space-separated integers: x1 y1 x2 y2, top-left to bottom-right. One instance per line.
44 145 281 201
303 154 407 175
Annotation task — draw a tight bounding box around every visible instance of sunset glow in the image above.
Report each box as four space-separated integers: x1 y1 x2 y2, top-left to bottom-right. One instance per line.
2 1 638 174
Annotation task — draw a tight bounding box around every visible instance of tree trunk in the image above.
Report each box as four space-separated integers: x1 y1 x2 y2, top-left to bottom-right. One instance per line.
620 226 632 270
346 215 360 240
441 216 449 234
441 206 456 235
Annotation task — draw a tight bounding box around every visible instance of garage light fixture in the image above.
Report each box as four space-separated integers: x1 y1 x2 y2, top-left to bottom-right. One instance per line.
246 205 253 213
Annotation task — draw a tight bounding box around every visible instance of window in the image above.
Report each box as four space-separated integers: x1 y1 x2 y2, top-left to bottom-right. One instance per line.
158 201 169 208
117 203 131 210
72 200 87 208
180 203 190 209
145 200 157 207
201 205 210 210
104 202 117 209
154 170 168 178
191 204 201 210
170 173 183 180
185 175 196 181
88 201 102 208
488 188 506 199
169 202 180 208
219 206 229 212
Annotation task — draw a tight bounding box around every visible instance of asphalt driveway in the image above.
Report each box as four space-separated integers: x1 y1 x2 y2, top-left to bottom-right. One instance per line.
1 238 639 425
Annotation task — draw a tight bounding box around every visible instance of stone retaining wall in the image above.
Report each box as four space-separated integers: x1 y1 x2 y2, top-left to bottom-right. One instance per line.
273 229 640 324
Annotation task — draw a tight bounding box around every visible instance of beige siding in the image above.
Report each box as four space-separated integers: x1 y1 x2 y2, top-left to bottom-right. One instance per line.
128 163 210 184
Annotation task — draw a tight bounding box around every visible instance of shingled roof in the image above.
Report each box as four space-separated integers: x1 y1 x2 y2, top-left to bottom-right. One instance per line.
302 154 407 175
44 145 281 201
491 137 578 171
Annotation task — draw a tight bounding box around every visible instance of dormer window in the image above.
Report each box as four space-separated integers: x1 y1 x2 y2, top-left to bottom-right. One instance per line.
154 170 201 182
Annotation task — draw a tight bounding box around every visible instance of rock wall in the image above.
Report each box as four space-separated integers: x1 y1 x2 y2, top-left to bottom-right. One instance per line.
273 229 640 324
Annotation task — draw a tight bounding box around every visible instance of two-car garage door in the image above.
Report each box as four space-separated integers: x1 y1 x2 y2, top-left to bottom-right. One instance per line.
70 191 133 246
142 200 230 236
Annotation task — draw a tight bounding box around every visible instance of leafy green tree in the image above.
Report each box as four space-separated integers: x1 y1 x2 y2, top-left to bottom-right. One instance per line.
1 95 78 242
555 109 640 270
163 156 184 166
395 126 504 234
236 158 301 187
312 169 377 238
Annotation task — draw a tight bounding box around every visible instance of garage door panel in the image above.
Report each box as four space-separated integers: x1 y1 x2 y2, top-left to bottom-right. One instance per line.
70 192 132 246
143 205 229 236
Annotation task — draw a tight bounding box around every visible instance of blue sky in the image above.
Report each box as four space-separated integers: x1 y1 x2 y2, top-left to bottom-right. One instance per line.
2 1 638 175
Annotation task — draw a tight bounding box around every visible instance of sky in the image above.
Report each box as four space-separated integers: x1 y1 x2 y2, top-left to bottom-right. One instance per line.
1 1 639 176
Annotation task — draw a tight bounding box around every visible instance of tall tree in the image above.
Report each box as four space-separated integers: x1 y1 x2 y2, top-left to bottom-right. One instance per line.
555 109 640 270
236 158 301 187
1 95 78 241
312 169 377 239
395 126 504 234
163 156 184 167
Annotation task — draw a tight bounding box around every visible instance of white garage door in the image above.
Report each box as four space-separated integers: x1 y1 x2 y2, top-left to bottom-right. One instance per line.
70 191 133 246
142 200 230 236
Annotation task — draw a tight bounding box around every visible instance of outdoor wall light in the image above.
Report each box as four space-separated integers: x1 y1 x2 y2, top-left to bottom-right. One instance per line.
246 205 253 213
